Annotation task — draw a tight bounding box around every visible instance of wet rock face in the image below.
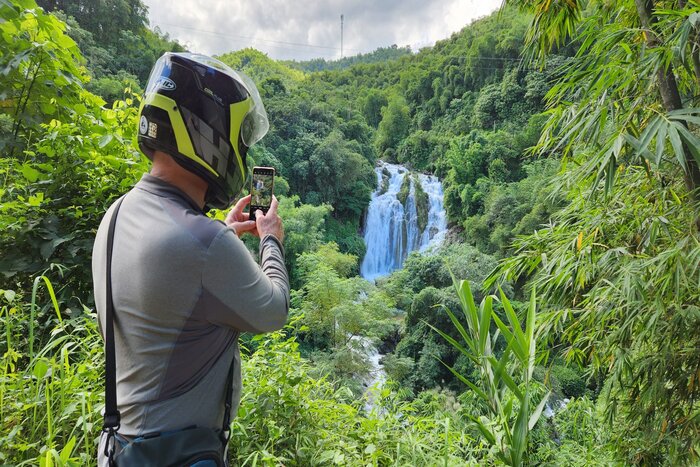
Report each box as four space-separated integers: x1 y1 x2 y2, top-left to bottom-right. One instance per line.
360 162 447 281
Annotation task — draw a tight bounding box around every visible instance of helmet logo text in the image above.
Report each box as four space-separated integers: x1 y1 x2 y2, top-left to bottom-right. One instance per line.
148 122 158 138
139 116 148 134
156 77 177 91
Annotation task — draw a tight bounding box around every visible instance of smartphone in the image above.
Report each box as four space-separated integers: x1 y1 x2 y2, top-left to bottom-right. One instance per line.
249 166 275 222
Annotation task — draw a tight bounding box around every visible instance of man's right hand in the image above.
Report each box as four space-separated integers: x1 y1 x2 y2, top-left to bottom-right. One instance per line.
256 195 284 243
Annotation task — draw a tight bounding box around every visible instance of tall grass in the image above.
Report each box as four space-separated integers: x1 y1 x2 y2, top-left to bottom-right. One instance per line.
1 276 103 466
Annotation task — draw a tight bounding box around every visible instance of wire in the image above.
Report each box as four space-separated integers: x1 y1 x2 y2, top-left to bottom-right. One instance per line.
151 20 527 64
152 21 363 54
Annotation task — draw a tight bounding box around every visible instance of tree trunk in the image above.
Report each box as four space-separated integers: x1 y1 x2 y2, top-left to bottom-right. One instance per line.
635 0 700 195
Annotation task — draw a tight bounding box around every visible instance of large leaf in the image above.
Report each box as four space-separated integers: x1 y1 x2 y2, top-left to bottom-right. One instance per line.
529 392 551 430
425 319 478 364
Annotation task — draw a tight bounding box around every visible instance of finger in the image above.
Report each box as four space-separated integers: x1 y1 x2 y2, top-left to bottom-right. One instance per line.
225 208 249 225
268 195 279 214
233 194 252 216
232 220 256 236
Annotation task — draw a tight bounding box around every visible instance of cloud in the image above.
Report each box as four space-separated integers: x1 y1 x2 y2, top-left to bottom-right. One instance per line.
144 0 501 61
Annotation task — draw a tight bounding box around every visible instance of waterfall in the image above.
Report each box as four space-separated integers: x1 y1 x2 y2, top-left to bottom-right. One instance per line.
360 162 447 281
418 173 448 252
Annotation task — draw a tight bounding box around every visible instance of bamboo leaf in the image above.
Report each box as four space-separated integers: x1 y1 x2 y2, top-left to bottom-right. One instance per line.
668 124 688 171
604 153 616 195
499 288 527 355
676 124 700 167
529 392 551 430
469 415 497 446
425 320 477 364
478 295 493 354
655 123 668 165
436 304 475 355
491 355 524 400
637 116 662 155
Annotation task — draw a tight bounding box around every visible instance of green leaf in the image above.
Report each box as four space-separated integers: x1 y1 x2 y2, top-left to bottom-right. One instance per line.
499 289 527 359
511 392 529 466
98 134 113 148
469 415 497 446
21 164 40 182
39 235 73 260
676 124 700 167
438 303 475 354
441 358 489 402
525 288 537 359
492 311 524 361
28 192 44 207
458 279 480 332
32 358 49 379
3 289 16 302
490 354 524 400
529 392 551 430
604 153 616 196
478 296 493 354
668 124 687 171
40 101 56 115
59 436 76 463
655 123 668 165
425 319 477 364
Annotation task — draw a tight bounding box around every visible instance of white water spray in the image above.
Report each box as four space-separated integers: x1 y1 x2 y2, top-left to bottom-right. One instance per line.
360 162 447 281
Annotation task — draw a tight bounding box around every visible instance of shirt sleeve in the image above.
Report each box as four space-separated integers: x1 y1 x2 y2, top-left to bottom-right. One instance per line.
201 228 289 333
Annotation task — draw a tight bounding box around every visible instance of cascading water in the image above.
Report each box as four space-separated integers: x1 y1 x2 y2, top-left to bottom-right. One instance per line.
360 162 448 281
418 173 448 252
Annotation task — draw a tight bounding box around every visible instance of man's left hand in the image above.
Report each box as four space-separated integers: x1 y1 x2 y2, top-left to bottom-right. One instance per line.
225 195 258 237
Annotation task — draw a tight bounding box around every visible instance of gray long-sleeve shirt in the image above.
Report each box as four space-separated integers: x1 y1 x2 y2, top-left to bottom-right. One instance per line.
92 174 289 444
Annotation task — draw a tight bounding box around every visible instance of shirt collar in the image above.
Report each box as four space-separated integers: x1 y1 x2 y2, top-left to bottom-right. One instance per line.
135 173 204 213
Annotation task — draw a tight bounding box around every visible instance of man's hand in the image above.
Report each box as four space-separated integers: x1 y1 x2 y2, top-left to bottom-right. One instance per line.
225 195 258 237
256 195 284 243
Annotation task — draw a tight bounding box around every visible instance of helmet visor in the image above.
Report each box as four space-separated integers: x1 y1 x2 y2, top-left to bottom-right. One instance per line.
236 71 269 147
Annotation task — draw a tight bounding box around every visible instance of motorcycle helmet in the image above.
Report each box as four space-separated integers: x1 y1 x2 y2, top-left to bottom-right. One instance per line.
137 52 269 209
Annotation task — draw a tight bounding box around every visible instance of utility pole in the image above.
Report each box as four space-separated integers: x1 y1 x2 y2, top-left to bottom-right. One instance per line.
340 14 344 59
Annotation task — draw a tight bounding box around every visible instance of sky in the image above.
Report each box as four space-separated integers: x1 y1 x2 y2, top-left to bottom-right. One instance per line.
143 0 502 62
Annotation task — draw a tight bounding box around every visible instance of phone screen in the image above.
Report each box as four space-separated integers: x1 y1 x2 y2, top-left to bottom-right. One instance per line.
249 167 275 221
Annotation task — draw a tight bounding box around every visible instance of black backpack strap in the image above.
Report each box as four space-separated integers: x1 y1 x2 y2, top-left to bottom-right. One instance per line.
220 334 238 446
102 196 126 463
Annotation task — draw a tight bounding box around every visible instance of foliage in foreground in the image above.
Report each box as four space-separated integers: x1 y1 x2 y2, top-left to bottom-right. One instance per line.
0 277 619 466
431 280 549 466
491 166 700 464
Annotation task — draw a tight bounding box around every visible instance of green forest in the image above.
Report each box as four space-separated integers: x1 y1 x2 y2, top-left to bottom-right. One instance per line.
2 0 700 465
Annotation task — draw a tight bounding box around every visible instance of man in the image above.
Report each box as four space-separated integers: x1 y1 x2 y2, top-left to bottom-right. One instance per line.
92 53 289 465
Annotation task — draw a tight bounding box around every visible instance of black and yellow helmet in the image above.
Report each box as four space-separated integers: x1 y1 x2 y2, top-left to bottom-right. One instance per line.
137 52 269 209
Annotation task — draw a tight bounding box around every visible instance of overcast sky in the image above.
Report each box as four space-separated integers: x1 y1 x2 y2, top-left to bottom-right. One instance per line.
143 0 502 61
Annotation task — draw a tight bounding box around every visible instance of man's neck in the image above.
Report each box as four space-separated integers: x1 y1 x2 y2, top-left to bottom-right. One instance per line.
150 151 208 209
